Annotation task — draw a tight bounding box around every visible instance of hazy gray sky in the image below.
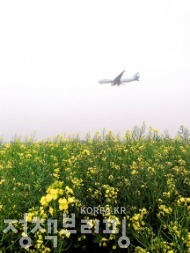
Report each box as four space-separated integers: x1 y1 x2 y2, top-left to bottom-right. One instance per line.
0 0 190 140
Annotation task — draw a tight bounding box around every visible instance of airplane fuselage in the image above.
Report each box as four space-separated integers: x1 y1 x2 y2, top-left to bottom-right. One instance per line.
120 77 137 83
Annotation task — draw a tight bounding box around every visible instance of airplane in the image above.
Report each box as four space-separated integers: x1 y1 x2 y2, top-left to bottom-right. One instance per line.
98 70 140 86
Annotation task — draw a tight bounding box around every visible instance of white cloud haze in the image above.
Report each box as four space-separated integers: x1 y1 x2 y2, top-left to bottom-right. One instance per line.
0 0 190 140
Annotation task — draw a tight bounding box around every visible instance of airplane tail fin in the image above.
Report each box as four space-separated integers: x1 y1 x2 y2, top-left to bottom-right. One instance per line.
134 72 140 81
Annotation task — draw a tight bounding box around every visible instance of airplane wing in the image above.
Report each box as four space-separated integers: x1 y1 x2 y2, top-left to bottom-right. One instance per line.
113 70 125 84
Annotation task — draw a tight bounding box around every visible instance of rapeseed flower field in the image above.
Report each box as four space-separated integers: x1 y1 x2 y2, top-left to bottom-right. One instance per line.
0 126 190 252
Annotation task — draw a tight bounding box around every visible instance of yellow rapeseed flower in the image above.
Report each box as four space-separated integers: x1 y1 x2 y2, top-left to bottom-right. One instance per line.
58 198 68 210
131 169 138 175
65 186 73 195
49 189 59 200
46 194 53 203
112 245 117 250
58 189 64 195
40 196 48 206
158 205 172 215
49 207 54 215
134 246 149 252
67 197 75 204
26 212 33 222
83 149 90 155
0 179 5 185
59 229 71 238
